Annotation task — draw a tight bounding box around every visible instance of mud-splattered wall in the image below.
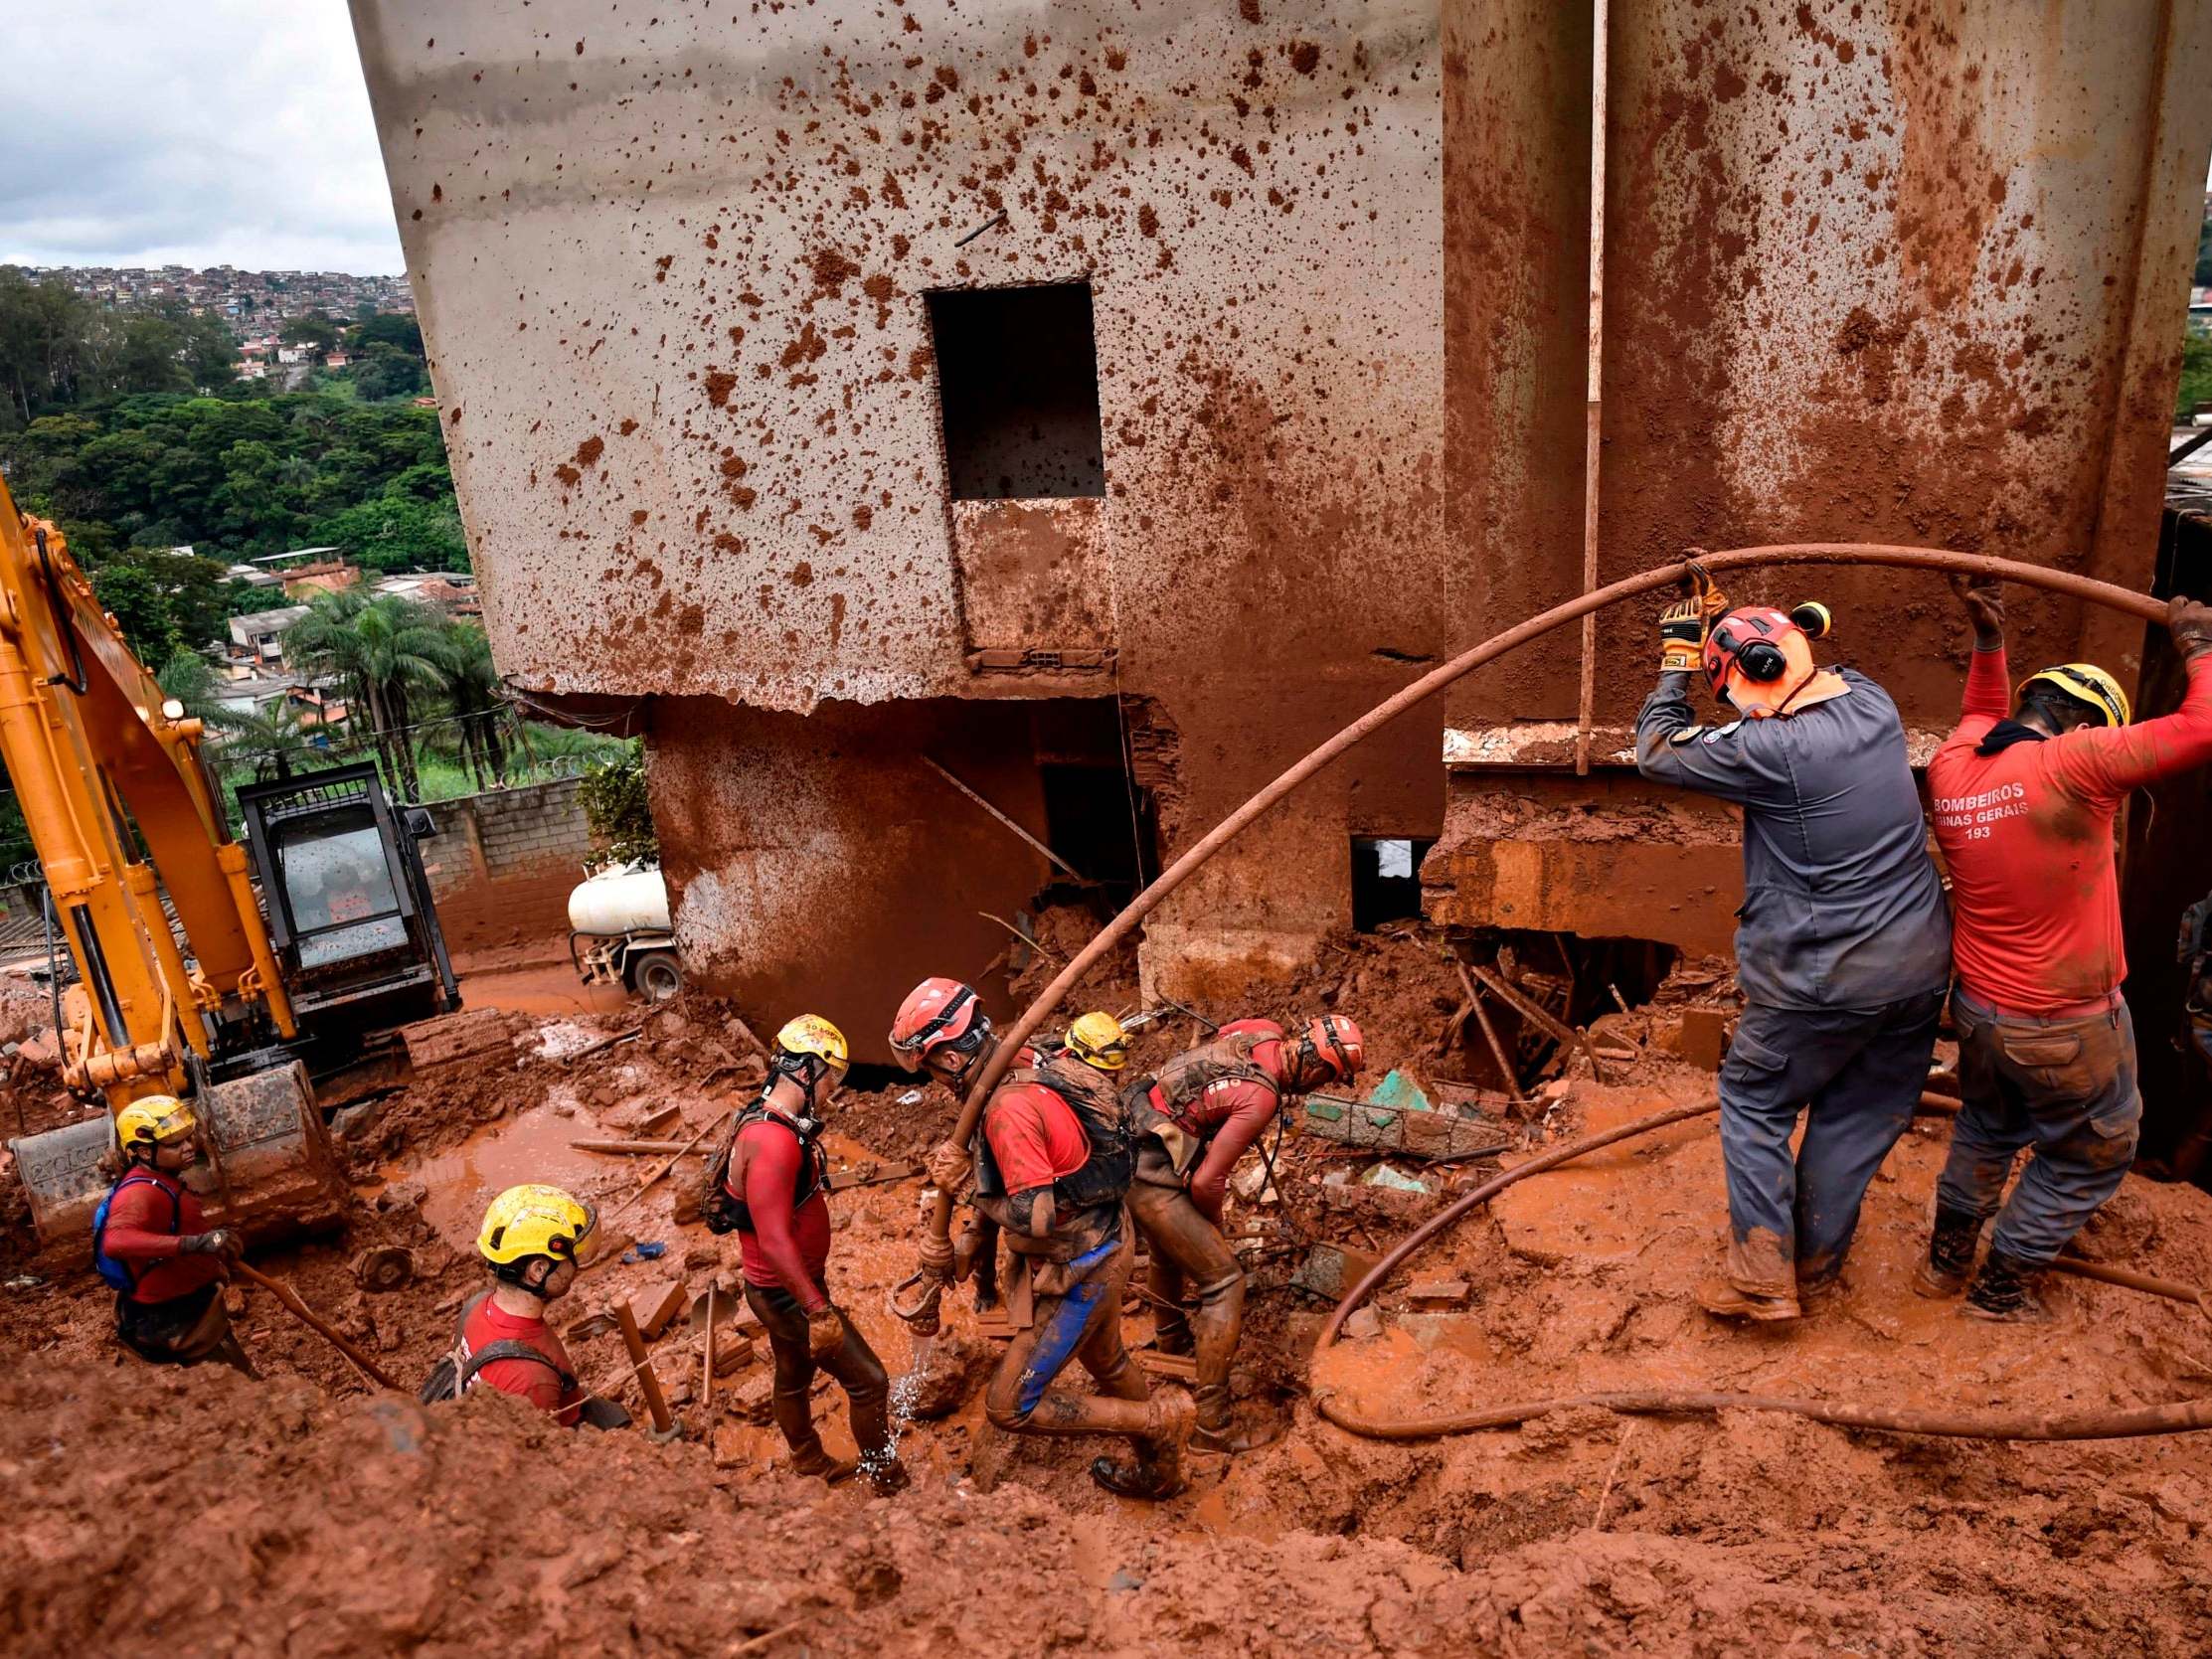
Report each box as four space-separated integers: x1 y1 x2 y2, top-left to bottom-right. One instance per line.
350 0 1448 1024
350 0 2208 1034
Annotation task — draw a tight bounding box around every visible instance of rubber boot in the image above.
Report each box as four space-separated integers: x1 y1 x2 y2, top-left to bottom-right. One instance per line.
1913 1205 1983 1299
1090 1390 1197 1501
1963 1250 2051 1323
1149 1301 1195 1359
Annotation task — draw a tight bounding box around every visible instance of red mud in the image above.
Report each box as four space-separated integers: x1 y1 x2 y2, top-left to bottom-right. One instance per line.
7 936 2212 1653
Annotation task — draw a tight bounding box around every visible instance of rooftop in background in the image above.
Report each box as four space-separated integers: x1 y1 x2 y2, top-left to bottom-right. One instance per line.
250 547 342 565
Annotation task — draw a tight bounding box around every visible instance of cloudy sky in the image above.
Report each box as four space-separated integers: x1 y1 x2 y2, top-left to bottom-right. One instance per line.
2 2 404 274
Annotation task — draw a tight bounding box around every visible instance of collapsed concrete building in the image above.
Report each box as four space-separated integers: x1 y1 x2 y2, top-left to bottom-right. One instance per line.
347 0 2211 1061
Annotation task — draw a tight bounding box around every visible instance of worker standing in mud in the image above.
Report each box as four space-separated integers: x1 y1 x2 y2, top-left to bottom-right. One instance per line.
95 1095 255 1376
1918 581 2212 1319
1125 1013 1364 1453
2169 890 2212 1179
712 1015 908 1492
456 1184 629 1427
895 979 1195 1499
1636 580 1953 1321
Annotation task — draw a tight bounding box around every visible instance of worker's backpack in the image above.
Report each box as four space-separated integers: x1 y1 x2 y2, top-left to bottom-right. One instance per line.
989 1054 1136 1210
90 1173 180 1293
1126 1028 1280 1132
418 1291 578 1405
698 1099 825 1236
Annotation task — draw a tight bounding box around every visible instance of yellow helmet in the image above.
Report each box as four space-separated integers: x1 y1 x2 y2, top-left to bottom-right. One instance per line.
116 1095 197 1151
774 1014 849 1069
1064 1011 1129 1071
2020 663 2130 730
477 1184 596 1266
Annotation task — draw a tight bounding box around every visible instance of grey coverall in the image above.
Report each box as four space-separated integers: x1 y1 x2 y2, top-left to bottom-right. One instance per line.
1637 668 1953 1297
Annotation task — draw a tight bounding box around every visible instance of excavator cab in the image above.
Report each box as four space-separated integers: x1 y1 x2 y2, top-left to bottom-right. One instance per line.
234 763 459 1032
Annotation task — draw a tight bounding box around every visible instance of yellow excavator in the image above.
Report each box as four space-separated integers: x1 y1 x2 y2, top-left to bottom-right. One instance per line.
0 473 460 1248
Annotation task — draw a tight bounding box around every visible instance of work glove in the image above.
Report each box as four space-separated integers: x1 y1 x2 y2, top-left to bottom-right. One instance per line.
1950 574 2005 648
2169 595 2212 664
1657 595 1710 674
180 1229 242 1263
926 1138 971 1194
806 1303 845 1359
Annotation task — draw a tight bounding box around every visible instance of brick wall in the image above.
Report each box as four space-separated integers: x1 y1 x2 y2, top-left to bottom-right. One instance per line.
414 775 594 954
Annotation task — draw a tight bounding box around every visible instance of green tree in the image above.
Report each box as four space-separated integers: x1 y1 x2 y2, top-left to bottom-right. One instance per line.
346 313 425 358
2181 325 2212 421
280 311 341 354
282 588 449 800
578 747 658 866
89 563 176 661
155 647 227 722
429 622 510 789
214 701 317 781
311 492 465 572
349 341 428 402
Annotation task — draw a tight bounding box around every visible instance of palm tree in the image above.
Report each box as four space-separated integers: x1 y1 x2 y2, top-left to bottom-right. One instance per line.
429 622 510 790
282 588 449 800
215 702 317 782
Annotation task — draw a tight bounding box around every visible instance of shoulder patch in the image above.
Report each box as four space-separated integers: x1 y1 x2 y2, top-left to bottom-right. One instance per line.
1700 720 1744 745
1667 726 1706 747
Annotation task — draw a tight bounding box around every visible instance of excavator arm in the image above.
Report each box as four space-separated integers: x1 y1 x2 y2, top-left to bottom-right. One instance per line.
0 475 294 1102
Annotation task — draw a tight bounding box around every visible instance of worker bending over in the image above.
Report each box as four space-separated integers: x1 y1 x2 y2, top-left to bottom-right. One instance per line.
896 979 1194 1500
1919 581 2212 1318
709 1015 906 1490
94 1095 254 1376
1636 581 1952 1320
458 1184 628 1426
1126 1013 1363 1453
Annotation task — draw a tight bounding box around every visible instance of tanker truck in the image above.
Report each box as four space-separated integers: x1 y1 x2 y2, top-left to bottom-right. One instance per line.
568 864 681 1002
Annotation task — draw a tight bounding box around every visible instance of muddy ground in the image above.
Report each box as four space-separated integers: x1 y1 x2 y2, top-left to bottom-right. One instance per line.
5 930 2212 1656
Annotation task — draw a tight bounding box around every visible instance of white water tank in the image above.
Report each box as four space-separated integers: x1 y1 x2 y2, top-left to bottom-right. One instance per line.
567 865 671 935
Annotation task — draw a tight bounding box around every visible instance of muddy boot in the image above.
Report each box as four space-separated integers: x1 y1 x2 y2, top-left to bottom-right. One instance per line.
1962 1251 2051 1323
790 1444 859 1484
1913 1205 1983 1298
1149 1302 1195 1359
859 1451 911 1496
1695 1277 1800 1323
1089 1391 1196 1501
1188 1386 1277 1455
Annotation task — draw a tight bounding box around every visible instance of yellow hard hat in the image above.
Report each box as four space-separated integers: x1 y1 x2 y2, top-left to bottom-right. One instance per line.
116 1095 197 1150
477 1184 596 1265
773 1014 849 1070
1064 1011 1129 1071
2021 662 2130 730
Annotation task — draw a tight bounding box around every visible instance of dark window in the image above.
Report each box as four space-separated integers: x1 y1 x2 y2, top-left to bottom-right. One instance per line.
1351 837 1436 931
928 283 1106 500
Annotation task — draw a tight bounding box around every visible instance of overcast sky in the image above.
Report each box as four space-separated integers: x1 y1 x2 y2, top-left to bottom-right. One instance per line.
1 2 404 274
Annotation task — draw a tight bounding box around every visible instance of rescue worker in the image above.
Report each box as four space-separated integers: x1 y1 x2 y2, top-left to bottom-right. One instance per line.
1636 580 1953 1320
894 978 1194 1500
462 1183 628 1427
1918 581 2212 1318
1125 1013 1363 1453
95 1095 254 1375
723 1015 907 1491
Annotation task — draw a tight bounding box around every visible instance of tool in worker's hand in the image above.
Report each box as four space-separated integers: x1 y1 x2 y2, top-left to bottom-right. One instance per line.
234 1261 401 1391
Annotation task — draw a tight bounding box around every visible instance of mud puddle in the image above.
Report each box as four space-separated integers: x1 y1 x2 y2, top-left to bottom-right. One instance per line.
406 1084 612 1245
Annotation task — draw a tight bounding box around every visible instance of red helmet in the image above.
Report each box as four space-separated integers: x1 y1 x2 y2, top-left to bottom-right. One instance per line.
1702 605 1806 696
1302 1014 1364 1085
890 977 988 1073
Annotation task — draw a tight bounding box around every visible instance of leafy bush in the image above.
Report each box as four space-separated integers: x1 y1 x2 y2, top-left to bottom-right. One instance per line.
578 746 658 867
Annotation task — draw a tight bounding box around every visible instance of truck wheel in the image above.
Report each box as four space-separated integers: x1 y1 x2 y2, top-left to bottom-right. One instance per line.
629 950 683 1003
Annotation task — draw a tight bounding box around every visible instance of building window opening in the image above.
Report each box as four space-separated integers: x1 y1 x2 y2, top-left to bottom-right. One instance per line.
1351 836 1435 931
927 282 1106 500
1041 760 1157 912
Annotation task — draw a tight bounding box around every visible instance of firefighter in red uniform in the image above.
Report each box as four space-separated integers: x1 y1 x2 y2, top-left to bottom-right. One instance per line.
95 1095 254 1376
894 979 1194 1500
459 1184 629 1427
1125 1013 1364 1452
713 1015 907 1492
1920 582 2212 1318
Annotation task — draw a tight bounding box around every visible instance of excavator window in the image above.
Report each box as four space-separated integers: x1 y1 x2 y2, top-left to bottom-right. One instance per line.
269 808 407 969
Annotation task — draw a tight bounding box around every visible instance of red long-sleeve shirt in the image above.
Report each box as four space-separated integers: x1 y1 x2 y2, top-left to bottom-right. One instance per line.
1150 1018 1289 1224
1932 645 2212 1010
731 1117 831 1311
982 1082 1091 1196
460 1295 585 1426
100 1168 223 1305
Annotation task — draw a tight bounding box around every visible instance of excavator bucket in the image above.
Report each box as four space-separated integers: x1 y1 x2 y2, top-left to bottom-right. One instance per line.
7 1061 345 1253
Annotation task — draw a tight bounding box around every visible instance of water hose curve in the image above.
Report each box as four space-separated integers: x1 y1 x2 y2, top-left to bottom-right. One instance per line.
896 543 2168 1329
